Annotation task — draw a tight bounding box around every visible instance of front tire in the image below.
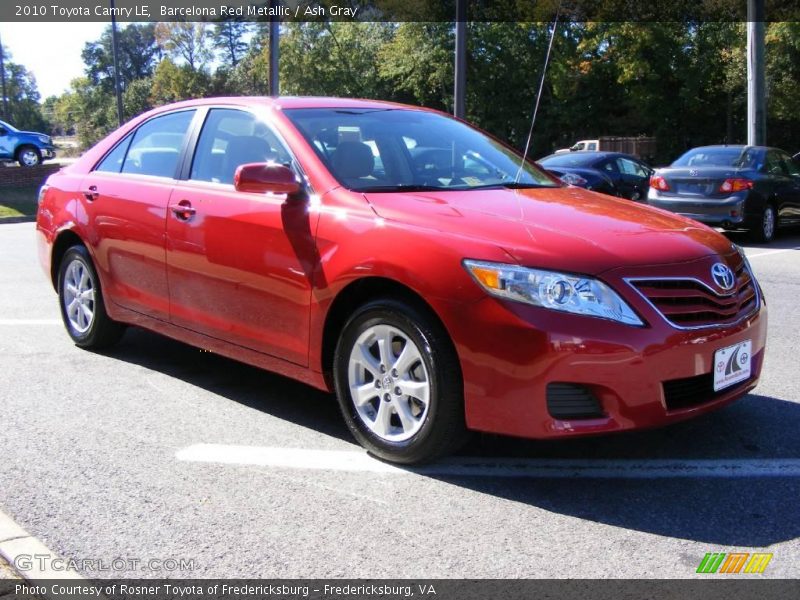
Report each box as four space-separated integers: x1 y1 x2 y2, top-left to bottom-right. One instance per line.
57 246 125 349
749 204 777 244
17 145 41 167
333 298 467 464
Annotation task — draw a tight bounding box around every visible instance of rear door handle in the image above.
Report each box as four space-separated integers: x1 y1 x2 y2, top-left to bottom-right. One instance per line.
170 200 196 220
83 185 99 201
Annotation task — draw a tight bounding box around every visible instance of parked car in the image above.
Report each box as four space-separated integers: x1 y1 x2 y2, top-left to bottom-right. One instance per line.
0 119 56 166
539 151 653 201
36 98 766 464
648 145 800 243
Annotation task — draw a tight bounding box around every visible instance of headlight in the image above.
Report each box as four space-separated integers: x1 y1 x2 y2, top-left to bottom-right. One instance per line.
38 134 50 144
463 259 644 326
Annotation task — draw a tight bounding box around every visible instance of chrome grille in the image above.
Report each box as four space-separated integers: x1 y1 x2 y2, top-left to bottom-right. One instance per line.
629 261 758 329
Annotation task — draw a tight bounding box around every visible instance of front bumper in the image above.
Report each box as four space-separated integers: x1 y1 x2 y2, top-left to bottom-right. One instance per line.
647 191 747 227
39 147 56 160
443 257 767 439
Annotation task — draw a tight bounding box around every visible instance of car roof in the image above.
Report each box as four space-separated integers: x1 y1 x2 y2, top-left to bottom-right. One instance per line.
149 96 428 113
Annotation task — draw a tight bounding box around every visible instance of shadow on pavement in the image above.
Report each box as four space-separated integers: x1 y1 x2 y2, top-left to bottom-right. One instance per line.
103 325 799 547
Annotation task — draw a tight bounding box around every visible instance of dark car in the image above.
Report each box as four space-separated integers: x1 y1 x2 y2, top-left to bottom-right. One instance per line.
0 119 56 166
538 151 653 201
648 145 800 243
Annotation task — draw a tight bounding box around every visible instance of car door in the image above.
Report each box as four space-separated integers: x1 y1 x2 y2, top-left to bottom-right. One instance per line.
777 150 800 223
616 157 650 201
0 125 12 159
79 109 197 320
165 107 317 366
762 149 797 224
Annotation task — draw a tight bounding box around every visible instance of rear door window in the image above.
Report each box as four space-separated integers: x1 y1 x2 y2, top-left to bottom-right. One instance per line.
121 110 195 178
95 133 133 173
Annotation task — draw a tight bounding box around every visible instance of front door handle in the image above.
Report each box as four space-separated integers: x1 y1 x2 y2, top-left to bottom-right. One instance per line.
170 200 196 220
83 185 99 201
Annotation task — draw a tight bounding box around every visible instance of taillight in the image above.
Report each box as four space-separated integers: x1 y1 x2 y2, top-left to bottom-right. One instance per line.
650 174 670 191
719 178 753 193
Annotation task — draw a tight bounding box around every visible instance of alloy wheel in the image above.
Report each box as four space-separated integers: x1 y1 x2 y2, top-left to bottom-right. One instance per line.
763 206 776 241
20 149 40 167
347 324 430 442
62 258 96 334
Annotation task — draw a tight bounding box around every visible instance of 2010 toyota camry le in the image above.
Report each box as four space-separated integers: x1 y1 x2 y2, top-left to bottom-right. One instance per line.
36 97 767 464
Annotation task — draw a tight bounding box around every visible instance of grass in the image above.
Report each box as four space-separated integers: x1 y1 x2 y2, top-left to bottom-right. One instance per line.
0 185 39 219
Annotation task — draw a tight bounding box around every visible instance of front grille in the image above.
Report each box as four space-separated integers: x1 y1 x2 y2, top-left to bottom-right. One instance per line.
629 261 757 328
546 383 604 419
663 371 753 412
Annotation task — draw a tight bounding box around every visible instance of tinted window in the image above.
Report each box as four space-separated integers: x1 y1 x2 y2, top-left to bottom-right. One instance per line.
764 151 788 176
121 110 195 178
617 157 649 177
95 134 132 173
781 152 800 177
190 109 292 185
672 147 748 168
284 108 557 192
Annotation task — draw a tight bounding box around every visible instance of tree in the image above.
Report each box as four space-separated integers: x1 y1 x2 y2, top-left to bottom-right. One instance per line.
0 47 48 132
155 22 211 71
212 20 250 66
150 58 211 105
82 23 159 93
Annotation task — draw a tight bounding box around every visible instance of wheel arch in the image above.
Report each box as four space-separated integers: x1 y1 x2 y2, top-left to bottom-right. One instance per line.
50 229 86 290
319 276 457 388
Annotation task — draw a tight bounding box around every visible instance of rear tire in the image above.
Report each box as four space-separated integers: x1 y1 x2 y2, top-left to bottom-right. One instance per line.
748 204 777 244
57 246 125 349
333 298 468 464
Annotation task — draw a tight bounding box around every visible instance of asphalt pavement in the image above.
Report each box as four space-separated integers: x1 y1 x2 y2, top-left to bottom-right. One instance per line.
0 222 798 579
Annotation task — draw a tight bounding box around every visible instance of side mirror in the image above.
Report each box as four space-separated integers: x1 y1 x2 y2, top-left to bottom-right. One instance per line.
234 163 301 195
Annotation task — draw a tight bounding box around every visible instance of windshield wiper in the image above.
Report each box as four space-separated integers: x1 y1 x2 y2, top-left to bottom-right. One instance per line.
355 184 449 193
466 182 551 190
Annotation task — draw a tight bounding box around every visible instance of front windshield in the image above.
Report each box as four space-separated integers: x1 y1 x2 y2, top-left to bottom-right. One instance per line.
672 147 750 168
283 108 558 192
0 120 17 132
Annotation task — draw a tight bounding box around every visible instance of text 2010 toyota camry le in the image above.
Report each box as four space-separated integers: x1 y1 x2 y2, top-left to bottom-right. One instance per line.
36 97 767 464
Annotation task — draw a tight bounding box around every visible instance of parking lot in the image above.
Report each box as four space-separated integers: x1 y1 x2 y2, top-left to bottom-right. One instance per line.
1 221 799 579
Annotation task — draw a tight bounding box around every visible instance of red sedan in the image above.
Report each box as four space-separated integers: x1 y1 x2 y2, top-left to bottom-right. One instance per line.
36 97 767 464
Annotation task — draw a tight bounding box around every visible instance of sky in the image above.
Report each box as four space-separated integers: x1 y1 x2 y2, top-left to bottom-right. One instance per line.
0 22 109 98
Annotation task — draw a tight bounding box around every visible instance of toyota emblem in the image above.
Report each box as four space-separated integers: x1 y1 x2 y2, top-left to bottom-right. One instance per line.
711 263 736 291
689 169 699 176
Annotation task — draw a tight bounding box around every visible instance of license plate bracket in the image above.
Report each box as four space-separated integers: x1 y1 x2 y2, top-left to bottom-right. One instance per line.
713 340 752 392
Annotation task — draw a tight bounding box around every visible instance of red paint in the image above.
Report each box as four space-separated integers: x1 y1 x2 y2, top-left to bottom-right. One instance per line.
36 97 767 440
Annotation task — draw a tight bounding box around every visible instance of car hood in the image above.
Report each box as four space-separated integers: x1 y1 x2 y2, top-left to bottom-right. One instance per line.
365 186 733 275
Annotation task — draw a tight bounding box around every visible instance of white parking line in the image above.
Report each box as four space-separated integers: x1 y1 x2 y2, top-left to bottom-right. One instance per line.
176 444 800 479
0 319 61 325
746 246 800 259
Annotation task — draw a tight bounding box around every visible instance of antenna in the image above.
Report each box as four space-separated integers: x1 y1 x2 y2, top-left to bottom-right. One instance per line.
515 7 561 182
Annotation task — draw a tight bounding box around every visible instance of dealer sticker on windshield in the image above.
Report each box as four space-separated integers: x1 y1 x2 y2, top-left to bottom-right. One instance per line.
713 340 752 392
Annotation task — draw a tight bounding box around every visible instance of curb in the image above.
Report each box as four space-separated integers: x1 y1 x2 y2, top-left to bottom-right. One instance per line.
0 507 86 582
0 216 36 225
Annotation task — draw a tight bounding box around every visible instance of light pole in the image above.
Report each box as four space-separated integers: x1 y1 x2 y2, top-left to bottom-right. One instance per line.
269 0 280 96
453 0 466 118
747 0 766 145
110 0 124 126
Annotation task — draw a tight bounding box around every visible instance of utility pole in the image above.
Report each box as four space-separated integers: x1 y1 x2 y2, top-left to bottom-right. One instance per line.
110 0 124 126
453 0 467 119
0 32 8 121
269 0 280 96
747 0 766 145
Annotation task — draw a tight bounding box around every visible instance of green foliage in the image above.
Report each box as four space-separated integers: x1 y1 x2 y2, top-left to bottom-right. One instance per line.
22 21 800 159
0 47 48 132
